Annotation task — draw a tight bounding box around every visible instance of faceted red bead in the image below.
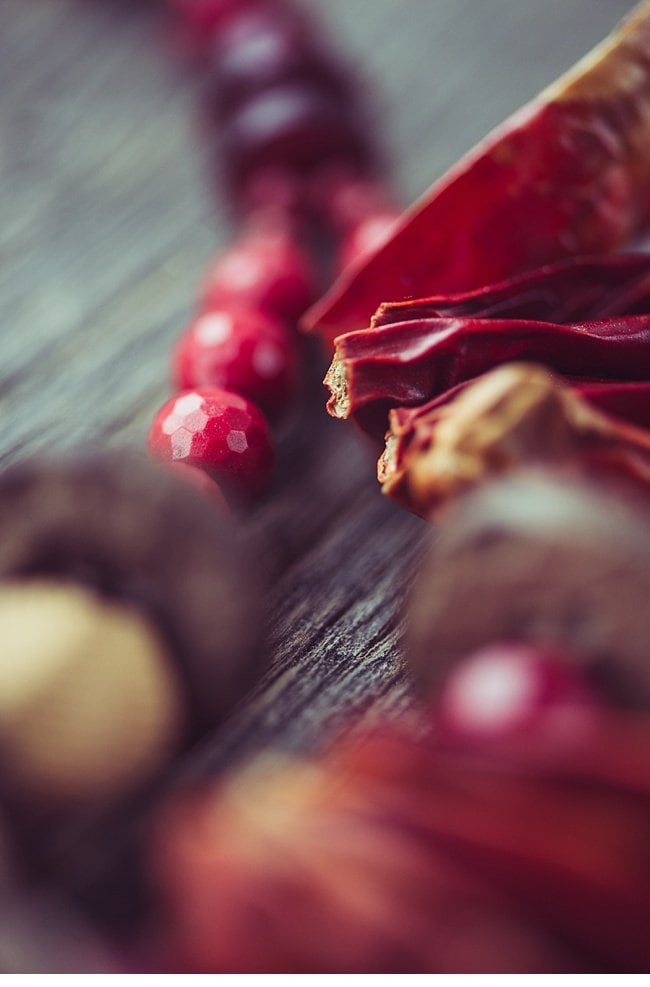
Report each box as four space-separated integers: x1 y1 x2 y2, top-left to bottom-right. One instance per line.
436 643 602 743
199 229 314 324
173 305 298 420
148 388 274 500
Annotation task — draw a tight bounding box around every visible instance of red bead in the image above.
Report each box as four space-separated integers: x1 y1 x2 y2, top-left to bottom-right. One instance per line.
148 388 274 500
200 229 314 324
173 306 298 420
336 210 401 274
220 83 369 190
436 643 602 743
206 7 347 118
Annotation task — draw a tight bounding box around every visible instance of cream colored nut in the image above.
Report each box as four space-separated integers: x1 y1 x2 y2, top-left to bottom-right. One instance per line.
0 581 185 805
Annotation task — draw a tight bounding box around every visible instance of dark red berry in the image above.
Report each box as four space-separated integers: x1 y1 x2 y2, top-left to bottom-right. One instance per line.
200 228 314 324
148 388 274 500
436 643 602 742
220 83 370 190
173 306 298 420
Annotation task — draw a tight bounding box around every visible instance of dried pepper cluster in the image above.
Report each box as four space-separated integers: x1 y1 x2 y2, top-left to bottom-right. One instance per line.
312 5 650 520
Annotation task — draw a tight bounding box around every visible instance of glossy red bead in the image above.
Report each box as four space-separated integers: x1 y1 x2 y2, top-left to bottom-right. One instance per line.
206 7 347 118
200 229 314 324
173 305 298 420
148 388 274 500
220 83 369 190
436 643 602 742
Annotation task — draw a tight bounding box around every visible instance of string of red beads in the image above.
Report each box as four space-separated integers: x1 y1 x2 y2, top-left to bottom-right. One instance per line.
147 0 401 504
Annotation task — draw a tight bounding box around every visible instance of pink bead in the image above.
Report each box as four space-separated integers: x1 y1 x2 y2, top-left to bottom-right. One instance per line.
199 229 314 324
173 305 298 420
436 643 602 742
148 388 274 500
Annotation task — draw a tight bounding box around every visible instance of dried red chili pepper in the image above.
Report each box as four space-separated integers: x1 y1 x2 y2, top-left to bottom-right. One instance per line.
149 698 650 972
304 2 650 344
326 313 650 438
578 379 650 430
371 254 650 329
387 377 650 453
379 363 650 518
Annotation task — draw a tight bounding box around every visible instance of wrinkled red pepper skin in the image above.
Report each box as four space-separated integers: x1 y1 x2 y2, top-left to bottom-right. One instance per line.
327 315 650 437
305 3 650 344
372 254 650 329
578 380 650 430
390 379 650 435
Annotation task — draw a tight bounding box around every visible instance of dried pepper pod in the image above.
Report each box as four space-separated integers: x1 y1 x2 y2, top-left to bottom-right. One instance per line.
148 700 650 973
304 2 650 343
386 378 650 436
406 469 650 707
0 454 264 809
379 363 650 518
325 313 650 438
578 379 650 430
371 253 650 329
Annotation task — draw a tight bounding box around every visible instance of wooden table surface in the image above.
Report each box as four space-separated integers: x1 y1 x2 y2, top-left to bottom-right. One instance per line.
0 0 640 966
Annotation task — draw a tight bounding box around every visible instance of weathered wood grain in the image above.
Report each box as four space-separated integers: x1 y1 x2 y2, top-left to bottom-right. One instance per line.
0 0 639 957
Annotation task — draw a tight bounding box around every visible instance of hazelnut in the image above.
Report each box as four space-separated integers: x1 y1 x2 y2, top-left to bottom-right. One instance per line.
0 581 183 806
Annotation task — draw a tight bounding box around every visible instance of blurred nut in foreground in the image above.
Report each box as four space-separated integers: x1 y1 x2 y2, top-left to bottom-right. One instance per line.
407 469 650 705
0 581 183 806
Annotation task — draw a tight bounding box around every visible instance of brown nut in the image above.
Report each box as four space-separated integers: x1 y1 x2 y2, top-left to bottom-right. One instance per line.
0 581 183 806
406 469 650 706
0 454 264 735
